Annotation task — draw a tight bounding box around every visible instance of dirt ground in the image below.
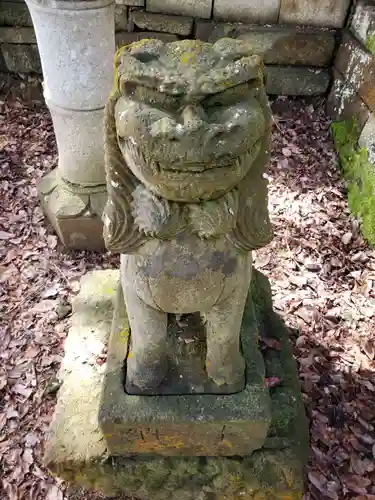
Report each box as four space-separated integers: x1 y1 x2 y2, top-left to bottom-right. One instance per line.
1 96 374 499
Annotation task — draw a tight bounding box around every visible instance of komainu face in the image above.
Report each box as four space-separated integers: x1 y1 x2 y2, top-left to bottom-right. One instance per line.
114 38 271 202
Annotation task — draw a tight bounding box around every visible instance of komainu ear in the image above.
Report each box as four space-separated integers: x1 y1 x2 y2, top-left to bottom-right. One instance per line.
102 91 146 253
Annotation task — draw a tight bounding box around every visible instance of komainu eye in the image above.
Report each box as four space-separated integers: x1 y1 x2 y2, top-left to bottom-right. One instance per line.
203 83 253 108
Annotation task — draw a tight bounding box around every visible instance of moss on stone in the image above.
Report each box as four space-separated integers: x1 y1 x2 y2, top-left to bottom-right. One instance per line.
366 34 375 56
45 270 307 499
332 118 375 246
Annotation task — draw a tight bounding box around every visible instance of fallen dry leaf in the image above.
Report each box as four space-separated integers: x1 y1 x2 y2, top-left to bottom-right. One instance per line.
1 96 375 500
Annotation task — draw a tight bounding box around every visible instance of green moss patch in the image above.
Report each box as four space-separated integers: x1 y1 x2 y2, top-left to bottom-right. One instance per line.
366 34 375 56
332 118 375 245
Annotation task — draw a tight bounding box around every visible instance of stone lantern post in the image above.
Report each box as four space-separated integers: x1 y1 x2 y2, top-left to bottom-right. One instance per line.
25 0 115 250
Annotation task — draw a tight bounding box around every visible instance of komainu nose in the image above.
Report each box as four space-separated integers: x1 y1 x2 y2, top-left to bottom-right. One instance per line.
181 105 206 130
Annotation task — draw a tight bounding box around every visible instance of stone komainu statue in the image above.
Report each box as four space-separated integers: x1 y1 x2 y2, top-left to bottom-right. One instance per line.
103 38 273 392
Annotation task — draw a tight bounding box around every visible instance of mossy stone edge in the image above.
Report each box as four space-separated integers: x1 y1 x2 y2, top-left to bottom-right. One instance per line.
44 269 308 500
332 117 375 246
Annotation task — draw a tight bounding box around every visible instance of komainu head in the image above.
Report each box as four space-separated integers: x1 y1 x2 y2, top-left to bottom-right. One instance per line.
111 38 272 202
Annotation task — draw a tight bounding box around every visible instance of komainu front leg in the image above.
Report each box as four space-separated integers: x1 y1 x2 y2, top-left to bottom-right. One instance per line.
203 258 252 387
124 286 168 391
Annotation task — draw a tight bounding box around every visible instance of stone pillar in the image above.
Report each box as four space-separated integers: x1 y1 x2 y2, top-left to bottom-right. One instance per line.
25 0 115 250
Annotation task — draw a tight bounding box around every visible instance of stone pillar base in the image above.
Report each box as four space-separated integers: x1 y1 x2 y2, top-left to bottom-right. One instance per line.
44 269 308 500
38 169 107 251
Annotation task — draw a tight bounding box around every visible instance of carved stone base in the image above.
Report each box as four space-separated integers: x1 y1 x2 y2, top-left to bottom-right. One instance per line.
44 270 309 500
37 169 107 250
100 282 272 457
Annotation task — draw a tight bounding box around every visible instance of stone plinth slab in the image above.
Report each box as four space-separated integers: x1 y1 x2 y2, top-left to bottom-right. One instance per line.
99 285 272 457
38 169 106 251
195 22 336 67
147 0 212 19
335 31 375 113
213 0 280 23
129 10 193 35
44 269 308 499
279 0 350 28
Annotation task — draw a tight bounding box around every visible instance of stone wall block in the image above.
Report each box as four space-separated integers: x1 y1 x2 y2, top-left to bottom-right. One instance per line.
279 0 351 28
350 0 375 54
115 4 128 31
130 10 193 35
2 43 41 72
147 0 212 20
359 113 375 164
195 22 336 67
335 31 375 113
265 66 330 96
213 0 280 23
115 30 178 47
26 0 115 110
0 27 36 43
327 69 370 130
0 1 33 26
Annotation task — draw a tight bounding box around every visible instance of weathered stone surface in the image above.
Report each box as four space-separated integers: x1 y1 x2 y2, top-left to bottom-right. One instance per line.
195 22 336 67
327 69 370 132
265 66 330 95
350 0 375 54
0 50 7 72
115 4 128 31
0 27 36 43
0 1 33 26
115 30 178 47
335 31 375 113
37 169 106 251
130 10 193 35
359 113 375 165
2 43 41 73
103 39 273 391
44 269 308 499
332 119 375 245
147 0 212 19
0 72 43 101
279 0 351 28
47 101 106 186
100 284 272 456
26 0 115 110
213 0 281 23
116 0 143 4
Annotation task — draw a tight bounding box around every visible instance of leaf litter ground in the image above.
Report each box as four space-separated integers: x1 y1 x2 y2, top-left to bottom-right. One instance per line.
0 97 374 500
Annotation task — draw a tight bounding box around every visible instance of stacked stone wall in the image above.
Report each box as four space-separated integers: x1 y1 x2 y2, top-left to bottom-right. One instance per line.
328 0 375 164
1 0 352 97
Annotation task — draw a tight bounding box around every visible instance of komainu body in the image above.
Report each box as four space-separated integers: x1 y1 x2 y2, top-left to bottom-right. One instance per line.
103 39 273 391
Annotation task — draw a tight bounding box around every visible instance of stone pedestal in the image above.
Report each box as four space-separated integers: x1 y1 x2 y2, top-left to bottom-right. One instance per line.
99 284 272 457
25 0 115 250
44 269 309 499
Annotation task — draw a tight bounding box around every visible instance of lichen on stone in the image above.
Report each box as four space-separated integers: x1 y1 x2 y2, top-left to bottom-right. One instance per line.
332 118 375 245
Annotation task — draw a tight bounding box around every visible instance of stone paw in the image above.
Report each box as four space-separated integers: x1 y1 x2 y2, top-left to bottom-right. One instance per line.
126 353 168 391
206 353 245 387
